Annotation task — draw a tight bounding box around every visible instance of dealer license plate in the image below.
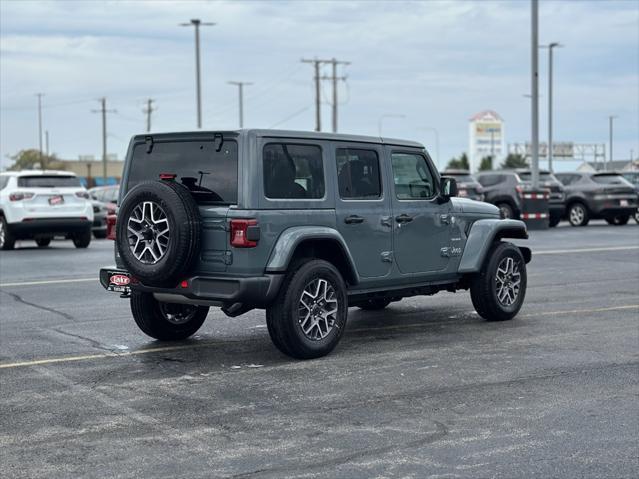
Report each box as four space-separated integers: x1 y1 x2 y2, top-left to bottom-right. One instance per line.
48 195 64 206
620 199 629 206
107 271 131 293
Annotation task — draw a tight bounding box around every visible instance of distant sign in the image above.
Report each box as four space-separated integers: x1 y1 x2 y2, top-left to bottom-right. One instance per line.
525 142 574 158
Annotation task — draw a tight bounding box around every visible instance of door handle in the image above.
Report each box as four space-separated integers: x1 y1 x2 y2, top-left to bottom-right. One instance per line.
395 214 414 224
440 214 451 224
344 215 365 224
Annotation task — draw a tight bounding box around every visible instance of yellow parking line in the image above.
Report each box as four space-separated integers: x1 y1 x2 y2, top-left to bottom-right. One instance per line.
0 278 96 287
534 246 639 255
1 304 637 370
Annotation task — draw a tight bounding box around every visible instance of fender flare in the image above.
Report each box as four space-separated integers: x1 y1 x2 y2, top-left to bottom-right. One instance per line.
458 219 530 273
265 226 360 284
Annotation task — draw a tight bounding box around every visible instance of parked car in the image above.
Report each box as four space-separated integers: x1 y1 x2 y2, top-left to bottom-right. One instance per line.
555 172 638 226
475 170 565 227
620 171 639 223
0 170 94 249
441 169 484 201
100 129 531 359
89 186 119 239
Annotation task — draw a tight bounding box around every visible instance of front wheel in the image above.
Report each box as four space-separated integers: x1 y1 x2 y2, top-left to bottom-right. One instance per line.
634 210 639 224
470 242 527 322
130 291 208 340
605 215 629 226
0 217 16 250
266 259 348 359
548 214 561 228
497 202 515 220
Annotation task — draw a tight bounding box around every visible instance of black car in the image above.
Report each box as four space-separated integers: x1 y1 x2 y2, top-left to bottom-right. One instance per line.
441 169 484 201
475 170 565 227
555 172 638 226
621 171 639 224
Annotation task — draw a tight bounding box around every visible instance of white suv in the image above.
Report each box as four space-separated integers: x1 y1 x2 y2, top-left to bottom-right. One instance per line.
0 170 94 250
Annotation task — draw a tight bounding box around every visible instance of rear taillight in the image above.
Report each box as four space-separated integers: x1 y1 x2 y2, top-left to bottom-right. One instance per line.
106 213 117 240
9 192 35 201
75 191 90 199
230 219 258 248
515 185 524 196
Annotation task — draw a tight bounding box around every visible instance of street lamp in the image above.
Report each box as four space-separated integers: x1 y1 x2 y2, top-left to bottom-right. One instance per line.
541 42 563 172
378 114 405 137
180 19 215 129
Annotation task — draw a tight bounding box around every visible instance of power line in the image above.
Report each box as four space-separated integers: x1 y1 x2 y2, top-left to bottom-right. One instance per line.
91 98 116 180
268 105 312 129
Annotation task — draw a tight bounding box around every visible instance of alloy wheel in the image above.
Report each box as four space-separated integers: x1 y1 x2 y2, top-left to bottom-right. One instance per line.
569 205 585 226
126 201 170 264
0 220 4 248
495 256 521 306
298 278 339 340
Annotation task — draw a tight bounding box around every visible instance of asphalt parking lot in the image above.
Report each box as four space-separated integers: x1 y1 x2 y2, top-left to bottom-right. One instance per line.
1 221 638 479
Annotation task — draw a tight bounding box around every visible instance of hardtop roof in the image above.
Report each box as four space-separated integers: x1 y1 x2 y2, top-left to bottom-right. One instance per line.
0 169 77 177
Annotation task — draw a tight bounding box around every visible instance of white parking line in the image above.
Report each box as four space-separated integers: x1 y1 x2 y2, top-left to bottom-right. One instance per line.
534 245 639 255
0 278 97 287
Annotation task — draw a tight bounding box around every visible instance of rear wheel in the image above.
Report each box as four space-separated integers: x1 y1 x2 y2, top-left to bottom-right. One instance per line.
497 202 514 220
605 215 629 226
35 237 52 248
72 229 92 248
0 217 16 250
635 211 639 224
470 242 527 322
568 203 589 227
358 298 392 311
548 214 561 228
266 259 348 359
130 291 208 340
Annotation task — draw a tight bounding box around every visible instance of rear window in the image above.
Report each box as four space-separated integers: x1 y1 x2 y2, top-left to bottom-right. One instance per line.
592 174 631 186
446 174 475 183
517 172 554 182
623 173 639 185
263 143 324 199
477 174 502 187
18 175 81 187
128 139 238 204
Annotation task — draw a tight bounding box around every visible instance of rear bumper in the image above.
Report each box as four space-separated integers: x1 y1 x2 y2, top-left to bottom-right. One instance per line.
99 267 284 312
9 218 92 238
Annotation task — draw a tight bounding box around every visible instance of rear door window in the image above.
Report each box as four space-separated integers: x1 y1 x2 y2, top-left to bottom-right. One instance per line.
336 148 382 199
128 139 238 204
263 143 324 199
18 175 81 187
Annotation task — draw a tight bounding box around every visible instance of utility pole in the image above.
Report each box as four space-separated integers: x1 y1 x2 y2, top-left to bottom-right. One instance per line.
180 19 215 129
541 42 563 172
320 58 350 133
92 98 116 181
36 93 44 169
608 115 617 171
45 130 50 156
530 0 540 189
143 99 156 132
227 81 253 128
301 58 324 132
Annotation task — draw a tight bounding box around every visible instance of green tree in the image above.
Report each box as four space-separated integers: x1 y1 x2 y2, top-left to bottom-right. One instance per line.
500 153 528 170
7 149 65 171
445 152 470 171
478 155 493 171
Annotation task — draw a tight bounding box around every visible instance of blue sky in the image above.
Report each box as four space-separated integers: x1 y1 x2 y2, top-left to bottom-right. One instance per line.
1 0 637 172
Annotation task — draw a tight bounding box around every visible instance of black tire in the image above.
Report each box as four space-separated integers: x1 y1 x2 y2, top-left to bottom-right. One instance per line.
605 215 629 226
0 216 16 250
470 242 527 322
116 181 201 287
35 237 52 248
358 298 392 311
497 202 515 220
72 229 91 248
548 214 561 228
93 230 108 239
634 210 639 224
130 291 208 341
266 259 348 359
567 202 589 227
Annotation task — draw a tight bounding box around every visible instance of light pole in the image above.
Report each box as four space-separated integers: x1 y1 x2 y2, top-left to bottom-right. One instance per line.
36 93 44 169
541 42 563 172
419 127 440 168
378 114 405 137
180 19 215 129
530 0 540 189
608 115 617 171
227 81 253 128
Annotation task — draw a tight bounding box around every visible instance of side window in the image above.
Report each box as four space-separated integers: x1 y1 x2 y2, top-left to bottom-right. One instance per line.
0 176 9 190
263 143 324 199
336 148 382 199
91 190 104 201
391 152 436 200
478 174 498 187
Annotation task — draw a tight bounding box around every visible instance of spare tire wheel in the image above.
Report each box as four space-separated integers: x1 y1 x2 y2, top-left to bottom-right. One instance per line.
116 180 201 287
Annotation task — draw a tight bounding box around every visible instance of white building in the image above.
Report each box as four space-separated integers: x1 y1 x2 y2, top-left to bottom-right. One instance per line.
468 110 505 172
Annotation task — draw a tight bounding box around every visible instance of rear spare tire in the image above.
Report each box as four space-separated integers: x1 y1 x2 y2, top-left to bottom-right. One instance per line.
116 180 201 287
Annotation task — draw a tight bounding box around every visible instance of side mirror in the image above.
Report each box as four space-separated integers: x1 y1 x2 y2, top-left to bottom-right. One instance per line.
440 176 458 201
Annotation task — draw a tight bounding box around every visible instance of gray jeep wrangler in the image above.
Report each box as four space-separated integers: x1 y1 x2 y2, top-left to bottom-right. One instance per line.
100 130 531 359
